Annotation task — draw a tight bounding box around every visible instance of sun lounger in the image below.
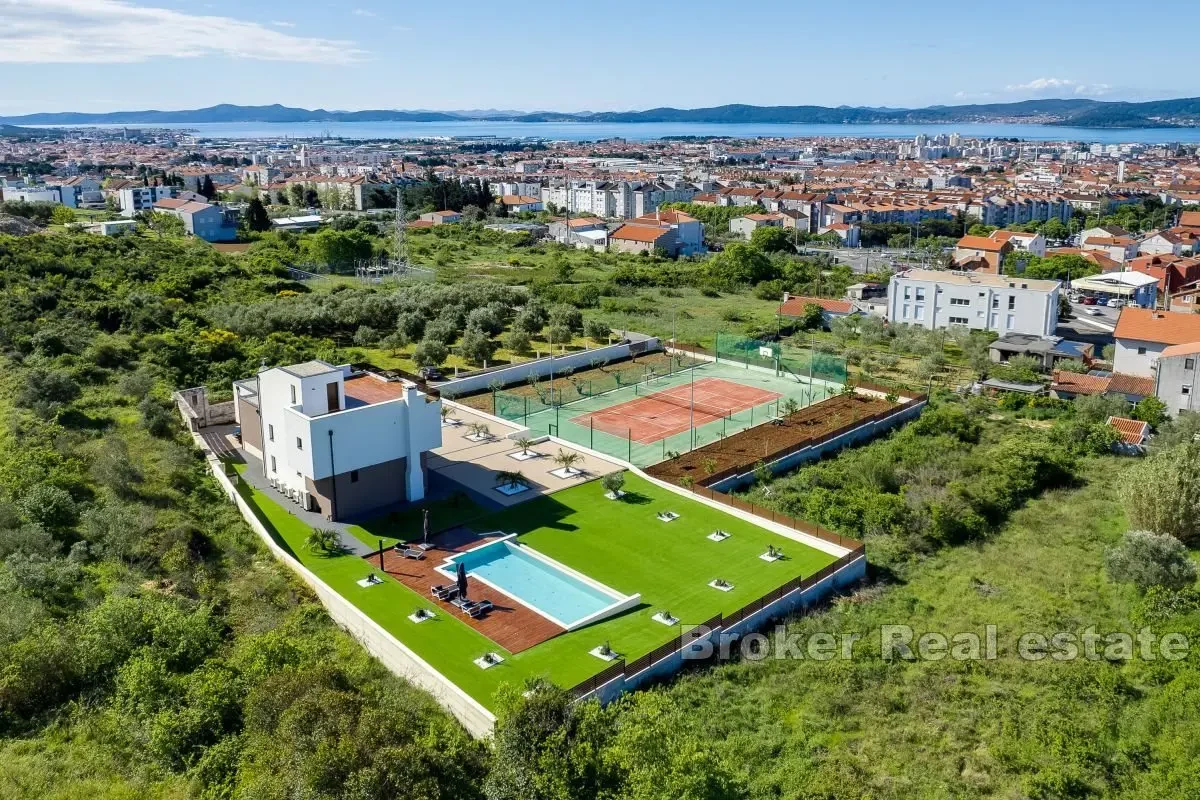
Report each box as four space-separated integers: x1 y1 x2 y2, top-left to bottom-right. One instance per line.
431 584 458 600
466 599 494 618
401 548 425 560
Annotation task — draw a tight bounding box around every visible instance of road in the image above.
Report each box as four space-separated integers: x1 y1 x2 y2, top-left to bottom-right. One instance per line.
1056 300 1118 346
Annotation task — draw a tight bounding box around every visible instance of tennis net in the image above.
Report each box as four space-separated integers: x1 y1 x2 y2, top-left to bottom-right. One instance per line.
634 385 732 420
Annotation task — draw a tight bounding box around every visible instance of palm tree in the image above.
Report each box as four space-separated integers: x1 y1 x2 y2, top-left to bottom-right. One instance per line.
514 436 535 456
306 527 341 554
440 405 456 425
494 470 526 490
553 449 582 475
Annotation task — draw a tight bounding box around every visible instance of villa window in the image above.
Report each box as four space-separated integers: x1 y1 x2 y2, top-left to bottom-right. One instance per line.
1186 358 1196 370
1008 296 1016 310
268 424 274 442
290 385 297 404
1137 347 1147 355
1184 385 1192 396
296 437 303 450
350 470 360 483
950 297 970 306
270 456 277 473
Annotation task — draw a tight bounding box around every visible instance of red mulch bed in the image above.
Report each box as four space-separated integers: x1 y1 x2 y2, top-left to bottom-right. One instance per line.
646 394 896 483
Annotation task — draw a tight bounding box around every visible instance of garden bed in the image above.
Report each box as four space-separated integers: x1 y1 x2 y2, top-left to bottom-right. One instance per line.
646 393 896 483
455 351 683 414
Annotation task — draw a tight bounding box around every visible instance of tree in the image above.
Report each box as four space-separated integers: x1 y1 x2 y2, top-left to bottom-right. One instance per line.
1132 396 1169 428
704 242 774 288
602 471 625 497
503 329 531 354
514 437 535 456
546 324 573 350
797 302 825 330
412 338 448 367
458 325 495 366
50 205 76 225
305 527 341 554
302 229 373 269
245 196 271 232
200 175 216 201
494 471 527 490
1119 441 1200 543
1074 393 1131 424
584 319 610 343
548 304 583 333
288 183 305 207
553 449 582 474
750 225 793 253
1106 530 1198 592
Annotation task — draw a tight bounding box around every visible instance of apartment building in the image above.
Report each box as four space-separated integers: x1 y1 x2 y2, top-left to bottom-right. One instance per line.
234 360 441 521
887 269 1060 337
116 185 176 216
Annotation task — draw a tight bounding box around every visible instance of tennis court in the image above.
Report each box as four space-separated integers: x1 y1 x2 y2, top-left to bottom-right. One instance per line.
572 377 781 444
494 356 845 467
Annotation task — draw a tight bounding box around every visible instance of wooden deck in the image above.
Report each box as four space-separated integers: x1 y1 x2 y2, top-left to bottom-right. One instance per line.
366 527 566 653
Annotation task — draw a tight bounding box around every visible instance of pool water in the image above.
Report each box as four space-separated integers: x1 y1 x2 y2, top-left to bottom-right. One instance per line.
448 540 617 627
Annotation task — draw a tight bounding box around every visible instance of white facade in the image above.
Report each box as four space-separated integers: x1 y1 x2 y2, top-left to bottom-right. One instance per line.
1113 338 1168 378
117 186 176 216
1153 349 1200 415
238 361 440 515
887 269 1060 337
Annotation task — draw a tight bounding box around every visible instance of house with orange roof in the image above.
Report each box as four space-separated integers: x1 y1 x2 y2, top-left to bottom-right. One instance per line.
778 293 854 327
497 194 543 213
990 229 1046 257
1153 341 1200 414
633 210 705 255
729 212 785 240
1106 416 1150 452
1128 254 1200 301
1138 229 1186 257
1113 307 1200 377
608 223 678 256
953 234 1012 274
418 209 462 225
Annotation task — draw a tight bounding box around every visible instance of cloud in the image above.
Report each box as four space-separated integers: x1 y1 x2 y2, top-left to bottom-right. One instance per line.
0 0 366 64
1004 78 1113 97
352 8 376 16
271 20 295 28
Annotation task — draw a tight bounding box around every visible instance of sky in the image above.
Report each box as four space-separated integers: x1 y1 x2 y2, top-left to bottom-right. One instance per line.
0 0 1196 115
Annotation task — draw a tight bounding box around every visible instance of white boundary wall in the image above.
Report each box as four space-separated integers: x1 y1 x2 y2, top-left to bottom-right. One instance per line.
182 422 497 738
438 338 660 397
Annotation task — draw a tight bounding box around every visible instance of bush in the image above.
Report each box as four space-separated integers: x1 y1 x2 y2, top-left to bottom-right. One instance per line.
1119 441 1200 543
584 319 610 344
19 484 78 532
1106 530 1198 593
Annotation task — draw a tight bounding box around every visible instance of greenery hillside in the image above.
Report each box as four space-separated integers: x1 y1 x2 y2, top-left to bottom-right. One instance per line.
1 223 1199 799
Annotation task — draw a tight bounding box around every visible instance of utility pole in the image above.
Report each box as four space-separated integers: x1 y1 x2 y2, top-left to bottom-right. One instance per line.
393 187 407 278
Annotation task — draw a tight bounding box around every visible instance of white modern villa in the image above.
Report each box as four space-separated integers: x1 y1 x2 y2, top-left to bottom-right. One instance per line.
234 360 442 521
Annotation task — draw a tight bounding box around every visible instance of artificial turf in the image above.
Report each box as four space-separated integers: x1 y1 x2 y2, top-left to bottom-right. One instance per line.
231 463 838 711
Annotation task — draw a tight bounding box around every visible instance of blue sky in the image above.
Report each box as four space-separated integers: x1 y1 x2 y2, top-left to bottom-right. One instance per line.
0 0 1195 114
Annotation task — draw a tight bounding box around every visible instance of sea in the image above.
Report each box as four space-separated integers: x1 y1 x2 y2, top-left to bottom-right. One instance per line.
58 120 1200 144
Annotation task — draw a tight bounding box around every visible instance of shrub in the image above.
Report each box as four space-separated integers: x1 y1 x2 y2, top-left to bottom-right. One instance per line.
503 329 531 354
1106 530 1198 593
412 338 449 367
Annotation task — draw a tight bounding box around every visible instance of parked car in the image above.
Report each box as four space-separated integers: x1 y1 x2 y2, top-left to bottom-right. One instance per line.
1106 298 1124 308
418 366 445 381
1082 296 1097 305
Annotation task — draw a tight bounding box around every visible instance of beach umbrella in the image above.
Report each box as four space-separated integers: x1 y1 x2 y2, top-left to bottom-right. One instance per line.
423 509 431 546
456 561 469 601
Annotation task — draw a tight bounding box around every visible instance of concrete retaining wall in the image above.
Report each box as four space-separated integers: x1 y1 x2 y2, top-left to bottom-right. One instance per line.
581 554 867 704
438 338 660 397
181 418 496 737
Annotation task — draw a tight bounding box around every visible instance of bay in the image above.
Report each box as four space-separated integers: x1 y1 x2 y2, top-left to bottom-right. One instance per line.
56 120 1200 144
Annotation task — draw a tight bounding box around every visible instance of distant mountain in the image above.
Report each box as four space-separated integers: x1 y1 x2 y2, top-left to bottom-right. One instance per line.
3 98 1200 128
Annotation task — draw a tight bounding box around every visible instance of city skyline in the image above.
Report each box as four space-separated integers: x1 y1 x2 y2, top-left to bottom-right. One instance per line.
1 0 1197 115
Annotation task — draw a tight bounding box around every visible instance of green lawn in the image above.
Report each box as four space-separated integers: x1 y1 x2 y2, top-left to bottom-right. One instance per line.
231 464 837 710
344 494 487 551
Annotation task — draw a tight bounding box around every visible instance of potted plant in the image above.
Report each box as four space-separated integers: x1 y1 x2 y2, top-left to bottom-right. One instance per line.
553 449 582 476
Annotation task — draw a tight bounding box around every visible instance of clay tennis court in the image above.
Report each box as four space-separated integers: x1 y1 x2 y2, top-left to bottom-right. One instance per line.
571 377 782 444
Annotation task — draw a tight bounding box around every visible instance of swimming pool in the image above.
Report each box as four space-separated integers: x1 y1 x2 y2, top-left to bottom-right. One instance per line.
441 536 638 629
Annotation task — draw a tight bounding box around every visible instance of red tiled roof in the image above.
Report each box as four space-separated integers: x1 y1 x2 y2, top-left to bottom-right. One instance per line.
1050 371 1111 395
1180 210 1200 229
1108 373 1155 397
1107 416 1149 445
610 223 670 243
1161 341 1200 358
1114 307 1200 345
779 295 853 316
956 235 1005 251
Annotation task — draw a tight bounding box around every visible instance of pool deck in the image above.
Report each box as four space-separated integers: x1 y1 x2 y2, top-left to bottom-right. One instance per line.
367 526 566 653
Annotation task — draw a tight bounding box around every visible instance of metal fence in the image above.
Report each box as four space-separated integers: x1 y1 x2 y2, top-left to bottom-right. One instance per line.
714 331 848 386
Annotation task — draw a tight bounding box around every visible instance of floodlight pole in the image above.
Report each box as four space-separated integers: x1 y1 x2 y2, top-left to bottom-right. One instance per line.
689 366 695 449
